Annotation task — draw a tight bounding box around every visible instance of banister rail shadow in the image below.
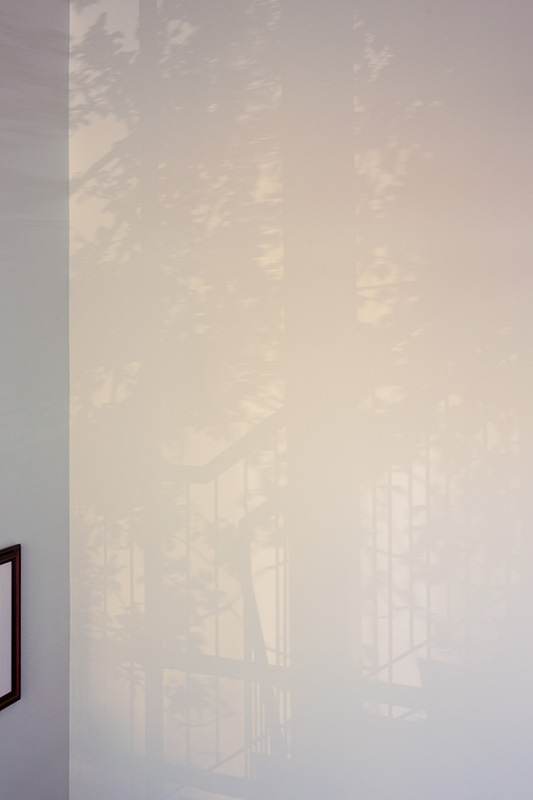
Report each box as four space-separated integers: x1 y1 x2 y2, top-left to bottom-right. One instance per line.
171 407 287 485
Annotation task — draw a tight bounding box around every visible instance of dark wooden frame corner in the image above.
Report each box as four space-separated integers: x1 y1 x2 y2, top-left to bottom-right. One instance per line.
0 544 21 711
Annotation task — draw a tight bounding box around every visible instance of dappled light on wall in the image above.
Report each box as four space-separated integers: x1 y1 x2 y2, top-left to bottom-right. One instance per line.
70 1 533 799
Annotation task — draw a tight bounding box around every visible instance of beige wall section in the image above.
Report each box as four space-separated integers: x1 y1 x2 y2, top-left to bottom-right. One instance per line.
0 1 69 799
70 1 533 799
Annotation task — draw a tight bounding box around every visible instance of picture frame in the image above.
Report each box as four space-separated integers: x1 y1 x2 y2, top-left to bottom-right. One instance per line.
0 545 21 711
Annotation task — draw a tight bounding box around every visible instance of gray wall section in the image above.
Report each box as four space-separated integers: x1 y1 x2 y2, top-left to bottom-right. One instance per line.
0 2 69 799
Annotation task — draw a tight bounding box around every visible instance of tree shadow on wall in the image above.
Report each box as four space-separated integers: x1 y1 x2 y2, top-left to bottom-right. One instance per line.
70 2 533 799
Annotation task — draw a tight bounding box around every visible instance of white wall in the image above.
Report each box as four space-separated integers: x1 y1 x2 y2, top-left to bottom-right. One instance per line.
0 2 69 799
70 2 533 799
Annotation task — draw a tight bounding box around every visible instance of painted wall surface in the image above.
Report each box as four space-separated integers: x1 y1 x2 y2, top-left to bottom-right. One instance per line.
0 2 70 799
70 2 533 799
